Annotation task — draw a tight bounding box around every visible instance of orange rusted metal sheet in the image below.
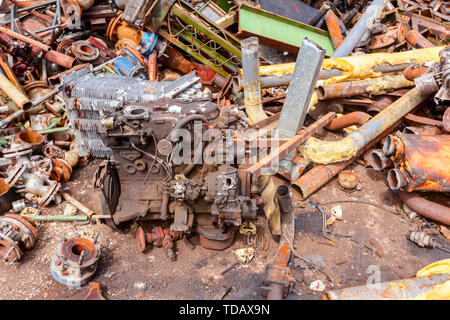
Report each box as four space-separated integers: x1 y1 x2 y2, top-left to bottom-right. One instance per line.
387 133 450 192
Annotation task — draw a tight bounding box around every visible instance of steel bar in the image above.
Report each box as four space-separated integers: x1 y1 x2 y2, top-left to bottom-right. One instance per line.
16 0 57 13
278 38 325 138
60 190 94 216
331 0 388 58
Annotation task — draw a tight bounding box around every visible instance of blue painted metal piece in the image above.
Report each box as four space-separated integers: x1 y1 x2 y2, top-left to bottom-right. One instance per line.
140 32 158 55
112 49 147 79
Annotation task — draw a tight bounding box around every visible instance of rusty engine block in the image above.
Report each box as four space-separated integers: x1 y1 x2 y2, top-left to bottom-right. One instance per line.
64 70 256 250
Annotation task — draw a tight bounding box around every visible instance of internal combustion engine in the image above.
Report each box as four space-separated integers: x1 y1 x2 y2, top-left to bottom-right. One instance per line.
64 71 256 250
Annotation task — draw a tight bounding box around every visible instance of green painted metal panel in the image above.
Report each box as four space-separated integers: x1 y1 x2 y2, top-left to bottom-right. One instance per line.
238 4 335 56
216 0 233 12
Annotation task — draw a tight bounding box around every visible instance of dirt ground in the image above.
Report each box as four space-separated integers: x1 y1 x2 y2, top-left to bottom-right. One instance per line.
0 158 448 300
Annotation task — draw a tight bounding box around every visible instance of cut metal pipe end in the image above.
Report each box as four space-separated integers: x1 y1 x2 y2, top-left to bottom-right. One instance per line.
387 168 408 190
382 135 396 156
368 149 393 170
276 185 293 214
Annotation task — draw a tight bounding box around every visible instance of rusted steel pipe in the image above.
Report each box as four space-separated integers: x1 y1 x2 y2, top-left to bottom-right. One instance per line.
405 30 435 49
396 190 450 226
257 46 444 85
264 185 294 300
403 65 429 81
43 50 75 69
0 50 22 89
299 88 428 165
293 119 403 198
0 26 51 51
331 0 388 58
317 75 414 100
325 10 343 49
325 273 450 300
0 72 32 111
147 51 157 81
242 37 267 125
384 133 450 192
325 112 372 131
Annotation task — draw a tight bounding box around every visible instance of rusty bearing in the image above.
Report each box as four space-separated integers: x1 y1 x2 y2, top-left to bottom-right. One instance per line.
71 41 100 62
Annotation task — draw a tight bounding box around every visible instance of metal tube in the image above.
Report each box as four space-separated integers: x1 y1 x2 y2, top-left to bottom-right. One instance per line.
299 88 428 165
325 10 343 49
331 0 388 58
387 168 408 190
317 75 414 100
368 149 393 170
258 46 444 84
241 37 267 125
278 38 326 138
292 118 403 198
0 109 24 128
16 0 56 13
326 273 450 300
21 215 89 222
324 112 372 131
384 133 450 192
0 26 51 51
396 190 450 226
405 30 435 48
43 50 75 69
60 190 94 216
265 185 295 300
0 72 31 111
276 185 293 214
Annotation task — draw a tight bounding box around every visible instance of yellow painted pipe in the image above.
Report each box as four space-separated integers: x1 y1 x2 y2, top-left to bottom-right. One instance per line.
298 87 428 164
0 72 32 111
257 46 444 83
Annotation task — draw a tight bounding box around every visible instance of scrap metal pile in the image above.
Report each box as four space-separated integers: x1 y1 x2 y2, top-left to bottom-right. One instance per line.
0 0 448 299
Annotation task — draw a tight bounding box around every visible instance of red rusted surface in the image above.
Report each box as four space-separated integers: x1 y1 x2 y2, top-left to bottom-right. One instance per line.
403 65 429 81
325 112 371 131
405 30 435 48
325 10 343 49
159 47 194 75
397 190 450 226
147 51 157 81
388 134 450 192
293 119 403 198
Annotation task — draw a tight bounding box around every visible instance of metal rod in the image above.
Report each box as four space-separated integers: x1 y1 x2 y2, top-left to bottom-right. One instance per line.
277 38 325 138
331 0 388 58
